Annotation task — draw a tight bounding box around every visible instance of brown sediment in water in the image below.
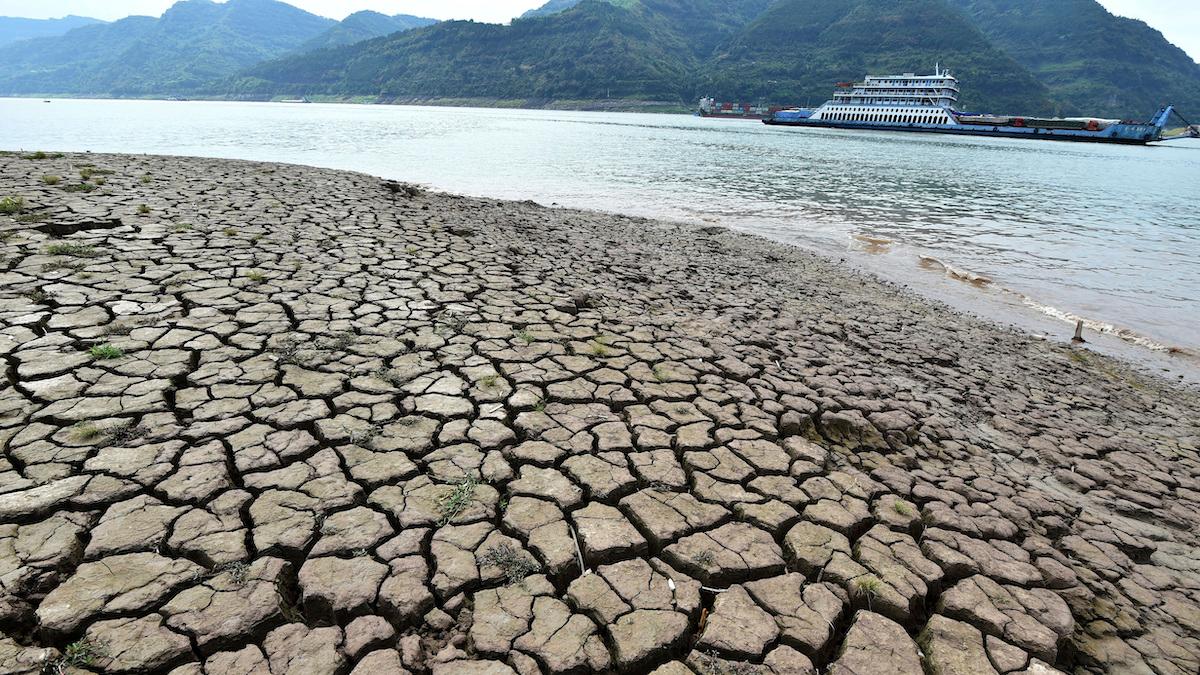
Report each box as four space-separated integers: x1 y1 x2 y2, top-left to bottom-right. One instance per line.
850 233 892 255
1 153 1197 674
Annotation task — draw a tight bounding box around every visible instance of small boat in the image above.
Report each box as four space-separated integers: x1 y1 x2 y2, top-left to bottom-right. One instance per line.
280 98 311 104
764 67 1184 145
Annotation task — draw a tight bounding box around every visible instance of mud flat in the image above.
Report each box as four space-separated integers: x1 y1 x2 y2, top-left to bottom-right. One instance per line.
0 152 1197 675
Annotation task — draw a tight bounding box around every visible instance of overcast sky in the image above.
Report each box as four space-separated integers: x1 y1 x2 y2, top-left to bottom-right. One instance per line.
1 0 1197 61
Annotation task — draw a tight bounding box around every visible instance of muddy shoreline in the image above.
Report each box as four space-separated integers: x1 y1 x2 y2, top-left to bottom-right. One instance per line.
1 153 1197 674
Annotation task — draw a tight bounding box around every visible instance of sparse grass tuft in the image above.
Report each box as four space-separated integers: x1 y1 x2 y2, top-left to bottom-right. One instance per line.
479 542 540 586
79 167 95 180
692 550 715 567
42 260 86 273
515 329 534 344
71 423 105 441
222 227 237 236
21 289 49 303
853 575 883 609
88 344 124 360
141 173 153 184
41 175 61 185
219 561 251 586
173 222 194 232
45 242 99 257
588 341 612 357
247 271 266 284
479 374 500 389
893 501 913 517
21 151 63 160
533 398 547 413
0 196 24 215
14 212 48 223
652 365 668 382
437 475 479 526
373 367 407 388
62 183 97 193
48 638 105 674
318 332 354 351
137 204 150 215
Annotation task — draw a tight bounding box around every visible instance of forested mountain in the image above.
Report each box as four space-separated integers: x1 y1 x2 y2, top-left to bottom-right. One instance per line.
0 0 334 96
521 0 589 19
0 15 104 47
703 0 1054 114
946 0 1200 116
299 10 437 51
0 0 1197 117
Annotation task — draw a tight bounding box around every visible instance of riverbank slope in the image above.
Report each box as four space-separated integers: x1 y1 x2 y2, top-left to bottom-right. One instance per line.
0 153 1197 674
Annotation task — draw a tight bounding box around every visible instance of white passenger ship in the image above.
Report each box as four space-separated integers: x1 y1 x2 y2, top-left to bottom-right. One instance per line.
811 67 958 126
765 67 1185 145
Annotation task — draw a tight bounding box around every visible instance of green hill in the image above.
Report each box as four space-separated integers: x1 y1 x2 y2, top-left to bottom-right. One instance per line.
232 2 695 101
0 0 334 96
299 10 437 51
0 15 105 47
235 0 1055 113
946 0 1200 116
703 0 1054 114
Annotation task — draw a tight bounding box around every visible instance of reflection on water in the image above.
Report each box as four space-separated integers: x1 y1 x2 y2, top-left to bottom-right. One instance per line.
2 98 1198 350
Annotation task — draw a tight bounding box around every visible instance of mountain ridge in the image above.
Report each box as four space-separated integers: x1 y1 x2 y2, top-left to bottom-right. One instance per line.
0 15 105 47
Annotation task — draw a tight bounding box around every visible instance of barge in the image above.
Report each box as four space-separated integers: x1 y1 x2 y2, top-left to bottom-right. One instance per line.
764 68 1194 145
698 97 787 120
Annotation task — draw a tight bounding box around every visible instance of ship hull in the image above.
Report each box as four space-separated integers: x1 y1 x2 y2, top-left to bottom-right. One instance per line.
763 118 1161 145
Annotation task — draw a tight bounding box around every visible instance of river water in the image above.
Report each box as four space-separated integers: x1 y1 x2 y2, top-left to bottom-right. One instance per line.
3 98 1198 373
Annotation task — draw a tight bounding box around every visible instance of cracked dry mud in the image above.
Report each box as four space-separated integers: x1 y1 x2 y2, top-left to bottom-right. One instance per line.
0 153 1198 675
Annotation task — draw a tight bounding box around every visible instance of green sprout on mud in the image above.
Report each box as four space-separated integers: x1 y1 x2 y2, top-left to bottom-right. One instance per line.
893 501 914 517
79 167 95 180
437 476 479 526
692 550 715 568
88 344 124 360
49 638 105 674
0 196 25 214
44 242 99 257
652 364 668 382
141 173 153 184
515 329 535 344
479 542 539 586
405 245 418 255
0 231 14 242
42 260 86 273
137 204 151 215
173 222 194 232
222 227 237 236
247 271 267 284
479 374 500 389
41 175 61 185
533 398 547 413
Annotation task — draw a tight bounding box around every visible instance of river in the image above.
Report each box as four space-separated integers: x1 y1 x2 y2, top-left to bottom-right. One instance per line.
3 97 1198 376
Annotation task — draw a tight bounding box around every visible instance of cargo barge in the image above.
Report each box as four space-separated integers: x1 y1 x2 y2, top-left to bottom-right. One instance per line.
764 68 1195 145
698 97 787 120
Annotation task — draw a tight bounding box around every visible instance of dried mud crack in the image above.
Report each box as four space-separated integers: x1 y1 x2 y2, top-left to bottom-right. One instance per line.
1 152 1197 675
